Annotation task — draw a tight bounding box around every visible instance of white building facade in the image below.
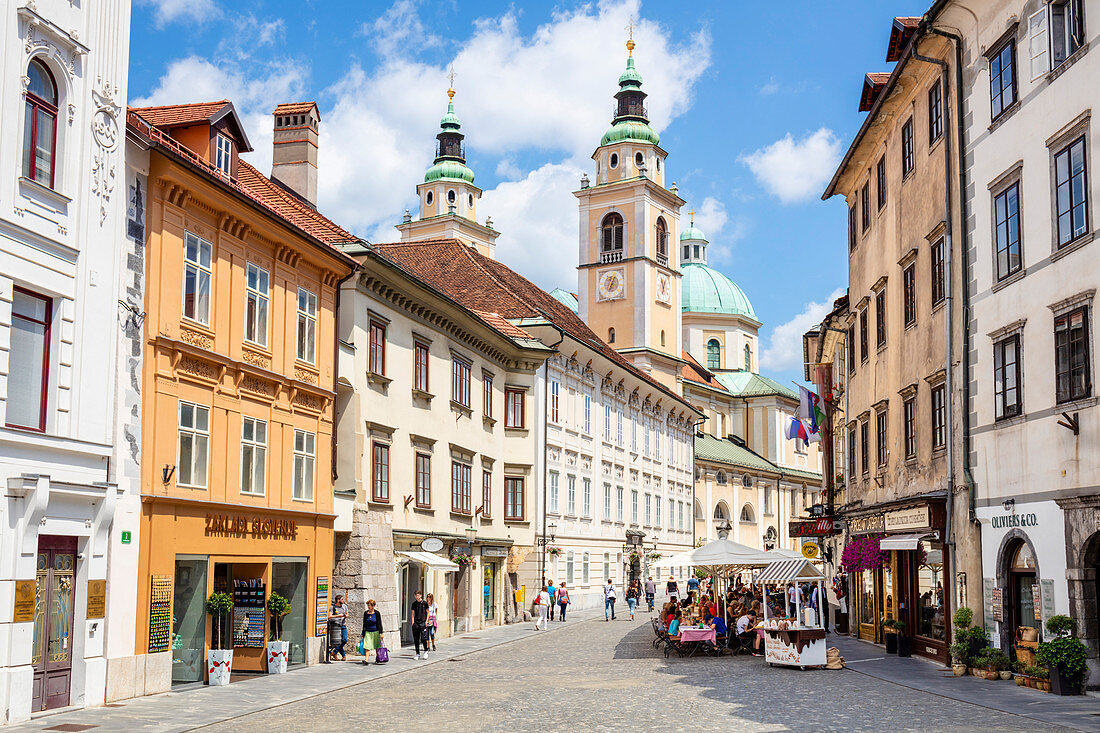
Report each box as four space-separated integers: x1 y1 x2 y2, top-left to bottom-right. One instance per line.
0 0 133 722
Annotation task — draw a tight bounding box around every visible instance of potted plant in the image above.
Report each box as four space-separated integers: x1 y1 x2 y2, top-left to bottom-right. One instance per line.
883 619 908 656
1013 661 1027 686
546 546 562 557
983 648 1011 680
949 640 969 676
205 591 234 686
451 550 476 569
266 592 291 674
1035 615 1088 696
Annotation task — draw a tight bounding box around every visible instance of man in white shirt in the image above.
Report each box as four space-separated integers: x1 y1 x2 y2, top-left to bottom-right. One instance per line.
604 580 617 621
737 613 760 655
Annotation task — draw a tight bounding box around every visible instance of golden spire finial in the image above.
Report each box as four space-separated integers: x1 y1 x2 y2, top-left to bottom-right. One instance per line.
625 17 636 55
447 65 456 100
689 208 696 224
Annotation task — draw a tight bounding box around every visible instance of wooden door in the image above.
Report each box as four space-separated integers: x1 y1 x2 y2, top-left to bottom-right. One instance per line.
31 536 77 711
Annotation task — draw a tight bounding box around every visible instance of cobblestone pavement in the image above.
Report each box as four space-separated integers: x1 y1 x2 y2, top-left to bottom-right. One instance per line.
199 616 1077 733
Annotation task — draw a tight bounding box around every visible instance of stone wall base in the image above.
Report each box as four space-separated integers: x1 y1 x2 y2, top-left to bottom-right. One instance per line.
333 505 400 651
105 651 171 703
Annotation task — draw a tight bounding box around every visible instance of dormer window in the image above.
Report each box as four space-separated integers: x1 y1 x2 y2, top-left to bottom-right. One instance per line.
215 134 233 177
23 59 58 188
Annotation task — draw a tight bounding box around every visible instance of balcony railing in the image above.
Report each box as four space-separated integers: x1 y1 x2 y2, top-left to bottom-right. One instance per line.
656 252 668 267
436 140 466 159
601 250 624 264
615 102 648 119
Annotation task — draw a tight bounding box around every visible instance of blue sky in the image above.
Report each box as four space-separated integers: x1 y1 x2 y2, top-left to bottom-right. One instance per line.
129 0 910 384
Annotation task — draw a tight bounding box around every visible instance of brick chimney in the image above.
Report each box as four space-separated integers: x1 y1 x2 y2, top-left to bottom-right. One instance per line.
271 102 319 209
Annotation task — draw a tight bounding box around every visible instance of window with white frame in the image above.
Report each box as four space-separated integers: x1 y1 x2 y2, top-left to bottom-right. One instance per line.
549 471 559 513
603 483 611 520
7 289 52 431
617 486 624 522
583 478 591 517
632 490 639 524
582 552 590 585
240 417 266 495
566 550 575 584
215 134 233 177
616 407 623 445
567 475 576 515
583 393 591 434
603 552 610 580
645 493 652 525
632 413 638 451
654 425 661 460
296 287 317 363
183 232 212 325
1029 0 1085 78
655 495 662 526
177 401 210 488
549 380 560 422
244 264 269 347
604 403 612 441
293 430 315 500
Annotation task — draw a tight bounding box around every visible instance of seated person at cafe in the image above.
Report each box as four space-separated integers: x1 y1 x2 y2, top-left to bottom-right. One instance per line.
663 600 678 627
681 591 695 609
708 612 728 640
667 608 682 638
736 612 758 653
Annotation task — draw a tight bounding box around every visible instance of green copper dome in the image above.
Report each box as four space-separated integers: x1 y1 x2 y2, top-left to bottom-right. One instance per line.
618 57 643 89
424 160 475 183
600 119 660 146
681 263 757 320
439 101 461 129
680 224 706 242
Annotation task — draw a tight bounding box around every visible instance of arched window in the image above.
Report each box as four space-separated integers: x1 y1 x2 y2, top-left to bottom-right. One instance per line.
601 213 624 255
23 59 58 187
693 499 703 520
744 344 752 371
608 327 615 344
715 470 727 485
655 217 668 261
706 339 721 370
740 503 755 522
713 502 729 521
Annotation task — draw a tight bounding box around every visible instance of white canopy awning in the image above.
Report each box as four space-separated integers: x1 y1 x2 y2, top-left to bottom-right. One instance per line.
879 533 933 551
754 558 825 584
653 538 775 571
396 550 460 572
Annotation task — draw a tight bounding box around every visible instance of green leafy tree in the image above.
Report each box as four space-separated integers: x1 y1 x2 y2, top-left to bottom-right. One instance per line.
267 593 291 641
205 592 233 650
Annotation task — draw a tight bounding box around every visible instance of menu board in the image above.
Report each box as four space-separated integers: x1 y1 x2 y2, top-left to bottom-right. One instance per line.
315 576 329 637
232 579 266 648
990 587 1004 622
149 575 172 652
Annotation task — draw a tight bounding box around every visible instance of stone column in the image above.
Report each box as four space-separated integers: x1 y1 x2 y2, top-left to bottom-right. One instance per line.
333 505 398 650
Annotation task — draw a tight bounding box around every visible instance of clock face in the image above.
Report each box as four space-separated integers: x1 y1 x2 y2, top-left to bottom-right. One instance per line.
598 269 625 301
656 273 671 304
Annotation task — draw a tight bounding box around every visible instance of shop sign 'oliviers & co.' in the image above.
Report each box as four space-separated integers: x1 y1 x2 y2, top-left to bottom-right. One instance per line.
204 513 299 540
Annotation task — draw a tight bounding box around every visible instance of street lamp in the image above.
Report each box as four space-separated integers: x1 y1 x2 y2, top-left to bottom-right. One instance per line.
466 525 477 547
538 521 557 585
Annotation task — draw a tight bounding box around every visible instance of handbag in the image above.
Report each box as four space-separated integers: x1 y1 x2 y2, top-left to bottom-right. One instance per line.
357 637 365 656
375 646 389 664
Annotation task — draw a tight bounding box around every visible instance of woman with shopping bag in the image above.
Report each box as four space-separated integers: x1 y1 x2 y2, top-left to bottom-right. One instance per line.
359 599 385 664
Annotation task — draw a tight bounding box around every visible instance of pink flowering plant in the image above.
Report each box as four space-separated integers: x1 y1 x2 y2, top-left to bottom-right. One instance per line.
840 535 889 573
451 550 476 569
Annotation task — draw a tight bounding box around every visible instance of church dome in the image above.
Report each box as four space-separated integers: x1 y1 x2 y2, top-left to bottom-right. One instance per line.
424 160 475 183
680 224 706 242
600 119 660 147
681 263 757 320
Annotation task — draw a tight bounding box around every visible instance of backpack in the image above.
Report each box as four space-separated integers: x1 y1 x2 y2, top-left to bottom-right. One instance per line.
375 646 389 664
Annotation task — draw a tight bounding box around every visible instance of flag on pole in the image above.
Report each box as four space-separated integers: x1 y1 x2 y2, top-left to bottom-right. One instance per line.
786 416 808 442
798 386 825 433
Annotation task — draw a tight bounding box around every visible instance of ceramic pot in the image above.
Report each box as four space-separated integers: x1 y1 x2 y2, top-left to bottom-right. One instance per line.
1015 675 1026 686
267 640 290 674
1050 666 1080 696
208 649 233 686
999 671 1013 680
952 664 967 677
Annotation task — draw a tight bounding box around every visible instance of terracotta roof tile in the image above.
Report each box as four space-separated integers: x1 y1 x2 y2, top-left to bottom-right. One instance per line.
680 351 727 391
129 100 231 128
887 17 921 62
273 102 318 116
469 310 535 340
859 73 892 112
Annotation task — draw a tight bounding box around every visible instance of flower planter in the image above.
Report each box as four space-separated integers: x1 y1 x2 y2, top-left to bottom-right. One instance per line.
1049 665 1081 696
884 632 898 655
267 640 289 674
952 664 967 677
1040 681 1051 692
207 649 233 686
1014 674 1026 686
896 635 911 658
999 671 1013 681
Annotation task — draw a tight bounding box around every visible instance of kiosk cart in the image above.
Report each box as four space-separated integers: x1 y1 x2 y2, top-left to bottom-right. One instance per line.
754 559 827 670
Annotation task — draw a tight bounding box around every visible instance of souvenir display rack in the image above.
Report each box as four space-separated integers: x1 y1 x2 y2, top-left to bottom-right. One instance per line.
149 575 172 652
232 578 266 648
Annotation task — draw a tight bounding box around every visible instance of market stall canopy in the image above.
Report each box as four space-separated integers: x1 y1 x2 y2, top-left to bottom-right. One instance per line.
653 538 774 570
763 548 803 562
396 550 460 572
879 533 935 551
754 559 826 584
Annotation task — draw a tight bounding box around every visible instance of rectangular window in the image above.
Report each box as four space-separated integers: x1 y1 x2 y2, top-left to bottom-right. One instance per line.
617 486 624 522
583 394 592 434
903 264 916 328
631 414 638 451
859 309 869 362
654 425 661 460
415 453 431 508
994 335 1022 419
296 287 317 364
644 493 652 525
849 205 858 251
848 426 858 478
483 373 493 416
451 461 472 514
215 134 233 177
631 490 639 524
482 469 492 517
931 238 946 307
901 117 914 177
903 398 916 459
549 380 560 422
505 477 524 521
244 263 269 347
990 39 1017 121
994 182 1022 280
861 181 871 231
372 442 390 502
176 401 209 488
1029 7 1051 79
583 478 591 518
1055 135 1089 248
603 483 611 520
876 155 887 209
183 232 212 325
567 475 576 515
928 80 943 144
847 326 856 375
293 430 316 501
7 288 51 431
931 384 947 450
678 501 684 532
616 407 623 445
369 320 386 376
1055 307 1091 403
876 409 888 466
505 388 525 428
240 417 267 495
549 472 559 513
860 421 869 475
1050 0 1086 68
452 357 471 407
604 403 612 441
413 341 429 392
875 288 887 347
655 495 662 526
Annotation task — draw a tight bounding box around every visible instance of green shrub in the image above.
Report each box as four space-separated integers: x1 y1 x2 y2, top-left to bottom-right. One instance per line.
1045 614 1076 638
205 592 233 651
267 592 291 641
952 606 973 630
1036 635 1089 682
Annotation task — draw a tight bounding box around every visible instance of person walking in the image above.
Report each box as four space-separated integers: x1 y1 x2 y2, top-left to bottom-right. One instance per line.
360 599 384 664
329 594 348 660
604 579 617 621
546 580 558 621
626 579 641 620
410 591 430 660
687 573 700 595
426 593 439 651
644 576 657 612
557 582 570 621
533 585 550 630
666 576 679 599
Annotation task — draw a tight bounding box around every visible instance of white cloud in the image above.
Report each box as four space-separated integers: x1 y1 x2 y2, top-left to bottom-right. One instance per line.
759 76 780 95
364 0 443 59
138 0 219 28
740 128 841 204
495 158 525 180
761 288 845 373
692 196 728 238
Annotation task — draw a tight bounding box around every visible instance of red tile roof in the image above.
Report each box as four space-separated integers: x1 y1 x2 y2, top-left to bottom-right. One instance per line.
887 17 921 62
374 240 694 413
273 102 319 116
129 100 232 128
859 73 892 112
680 351 727 391
470 310 535 340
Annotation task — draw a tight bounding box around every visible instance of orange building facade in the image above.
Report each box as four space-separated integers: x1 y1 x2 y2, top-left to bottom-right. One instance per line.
127 101 356 680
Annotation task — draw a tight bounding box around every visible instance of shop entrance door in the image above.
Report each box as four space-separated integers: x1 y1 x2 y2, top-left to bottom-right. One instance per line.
400 563 423 646
31 536 76 712
483 562 496 622
1007 542 1038 646
172 556 209 683
857 569 878 642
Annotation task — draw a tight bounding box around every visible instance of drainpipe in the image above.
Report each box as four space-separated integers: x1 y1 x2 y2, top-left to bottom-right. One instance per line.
539 320 566 597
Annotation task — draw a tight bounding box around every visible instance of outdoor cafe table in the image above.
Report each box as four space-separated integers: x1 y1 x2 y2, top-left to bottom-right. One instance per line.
676 626 717 657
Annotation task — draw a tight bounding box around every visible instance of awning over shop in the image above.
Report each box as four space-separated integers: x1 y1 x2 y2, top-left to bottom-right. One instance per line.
754 558 825 584
879 533 933 551
396 550 460 572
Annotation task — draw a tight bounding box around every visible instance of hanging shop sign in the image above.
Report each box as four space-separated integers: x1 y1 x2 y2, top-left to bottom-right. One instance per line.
789 518 836 537
204 513 298 540
884 506 931 532
421 537 444 552
991 587 1004 622
848 514 885 535
801 542 820 560
12 580 36 623
87 579 107 619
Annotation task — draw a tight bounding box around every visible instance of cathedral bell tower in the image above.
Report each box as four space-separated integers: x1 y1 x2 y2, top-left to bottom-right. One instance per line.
575 36 686 392
396 81 500 258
